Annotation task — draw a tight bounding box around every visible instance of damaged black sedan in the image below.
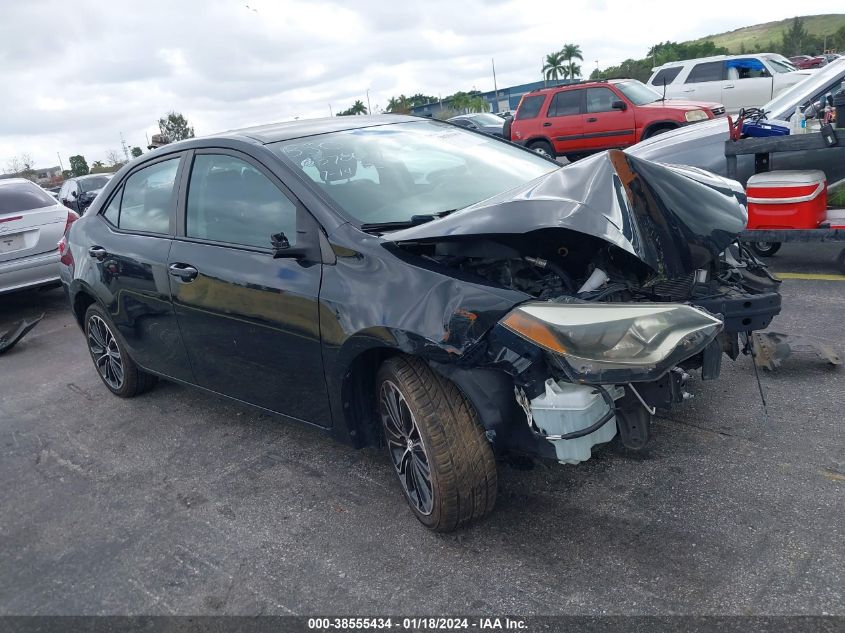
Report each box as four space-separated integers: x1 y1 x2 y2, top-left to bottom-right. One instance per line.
60 115 781 531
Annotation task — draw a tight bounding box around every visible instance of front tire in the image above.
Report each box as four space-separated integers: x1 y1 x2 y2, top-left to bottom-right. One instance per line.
749 241 782 257
84 304 157 397
376 356 497 531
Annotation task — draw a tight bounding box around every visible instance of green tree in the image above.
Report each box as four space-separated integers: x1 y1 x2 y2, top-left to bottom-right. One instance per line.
158 111 195 142
408 93 436 107
69 155 89 177
337 100 368 116
91 160 105 169
782 17 808 56
542 51 567 81
386 94 411 113
562 43 583 79
131 146 143 158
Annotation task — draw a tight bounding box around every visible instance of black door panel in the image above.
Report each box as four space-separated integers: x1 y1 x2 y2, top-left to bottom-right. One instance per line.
82 218 193 381
168 241 329 425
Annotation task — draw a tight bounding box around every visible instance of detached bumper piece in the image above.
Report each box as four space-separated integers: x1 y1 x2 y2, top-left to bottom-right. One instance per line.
0 313 44 355
752 331 842 370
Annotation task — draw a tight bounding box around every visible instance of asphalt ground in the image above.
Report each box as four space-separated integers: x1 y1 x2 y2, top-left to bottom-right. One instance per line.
0 243 843 616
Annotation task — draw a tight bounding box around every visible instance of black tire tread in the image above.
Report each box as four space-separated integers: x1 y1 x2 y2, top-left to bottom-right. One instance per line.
379 356 497 532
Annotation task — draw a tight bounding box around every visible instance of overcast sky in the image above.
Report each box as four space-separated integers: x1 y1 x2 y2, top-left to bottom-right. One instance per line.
2 1 842 169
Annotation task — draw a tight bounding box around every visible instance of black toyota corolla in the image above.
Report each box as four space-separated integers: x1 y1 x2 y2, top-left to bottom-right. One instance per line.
60 115 781 531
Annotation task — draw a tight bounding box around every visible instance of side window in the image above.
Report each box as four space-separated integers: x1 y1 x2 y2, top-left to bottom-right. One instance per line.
547 90 581 117
103 190 121 225
726 58 769 80
516 95 546 120
685 62 724 83
586 87 618 113
186 154 297 249
651 67 682 86
119 158 179 234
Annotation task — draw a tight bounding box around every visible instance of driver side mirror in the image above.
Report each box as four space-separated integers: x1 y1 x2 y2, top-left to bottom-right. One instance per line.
611 100 628 111
271 232 308 259
71 190 78 198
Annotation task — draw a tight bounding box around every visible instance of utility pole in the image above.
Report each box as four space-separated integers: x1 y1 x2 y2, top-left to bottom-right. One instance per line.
366 89 371 115
491 57 499 112
120 132 129 161
329 103 333 116
56 152 64 172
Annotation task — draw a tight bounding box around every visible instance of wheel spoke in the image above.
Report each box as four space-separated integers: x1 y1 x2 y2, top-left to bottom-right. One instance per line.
412 459 432 511
110 357 124 382
412 450 430 479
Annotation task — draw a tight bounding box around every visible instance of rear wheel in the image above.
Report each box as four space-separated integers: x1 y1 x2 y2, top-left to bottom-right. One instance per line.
528 140 555 159
376 356 497 531
749 241 782 257
84 304 157 397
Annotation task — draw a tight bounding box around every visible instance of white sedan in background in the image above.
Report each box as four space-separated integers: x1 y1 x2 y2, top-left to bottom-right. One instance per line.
0 178 77 294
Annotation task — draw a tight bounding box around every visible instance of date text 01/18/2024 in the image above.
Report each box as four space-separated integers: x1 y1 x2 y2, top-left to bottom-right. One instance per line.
307 617 528 630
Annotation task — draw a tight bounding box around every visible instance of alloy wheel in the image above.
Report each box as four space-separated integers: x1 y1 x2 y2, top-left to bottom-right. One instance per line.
379 380 433 515
87 315 124 390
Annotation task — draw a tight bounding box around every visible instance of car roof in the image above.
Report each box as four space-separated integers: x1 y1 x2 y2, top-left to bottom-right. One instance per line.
0 177 39 187
527 80 626 95
652 53 773 70
214 114 422 144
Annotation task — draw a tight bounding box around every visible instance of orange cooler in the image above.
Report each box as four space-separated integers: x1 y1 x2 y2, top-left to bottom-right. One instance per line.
746 170 827 230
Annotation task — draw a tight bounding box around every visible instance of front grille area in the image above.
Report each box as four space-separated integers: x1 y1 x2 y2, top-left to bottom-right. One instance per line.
711 106 726 117
650 272 695 300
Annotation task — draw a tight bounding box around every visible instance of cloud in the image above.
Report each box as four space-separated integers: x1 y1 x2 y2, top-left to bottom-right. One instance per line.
1 0 842 167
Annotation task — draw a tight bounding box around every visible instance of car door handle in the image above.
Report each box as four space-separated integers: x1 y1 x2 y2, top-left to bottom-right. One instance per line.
88 246 107 260
169 263 198 282
542 122 552 127
723 84 735 89
586 117 598 123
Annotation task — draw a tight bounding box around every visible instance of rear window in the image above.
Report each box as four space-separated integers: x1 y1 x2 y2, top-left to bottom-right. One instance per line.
650 67 682 86
516 95 546 120
685 62 723 83
0 181 56 214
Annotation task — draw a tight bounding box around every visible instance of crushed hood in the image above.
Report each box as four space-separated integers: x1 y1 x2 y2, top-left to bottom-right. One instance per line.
386 150 748 279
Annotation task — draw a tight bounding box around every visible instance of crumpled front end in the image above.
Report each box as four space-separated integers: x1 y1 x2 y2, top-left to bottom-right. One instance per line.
386 150 781 463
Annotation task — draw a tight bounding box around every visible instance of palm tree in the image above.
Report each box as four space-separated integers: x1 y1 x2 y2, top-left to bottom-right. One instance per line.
542 51 567 81
562 43 584 79
386 95 410 113
350 99 368 115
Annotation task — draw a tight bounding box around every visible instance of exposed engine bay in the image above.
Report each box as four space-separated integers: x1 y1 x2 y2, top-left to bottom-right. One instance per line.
386 151 783 464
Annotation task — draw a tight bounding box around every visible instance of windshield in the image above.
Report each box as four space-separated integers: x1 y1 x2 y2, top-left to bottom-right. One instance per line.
271 120 558 226
469 113 505 126
614 80 661 105
765 58 845 119
764 54 799 73
78 175 110 193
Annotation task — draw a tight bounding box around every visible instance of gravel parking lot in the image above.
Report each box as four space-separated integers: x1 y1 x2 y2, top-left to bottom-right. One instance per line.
1 243 843 616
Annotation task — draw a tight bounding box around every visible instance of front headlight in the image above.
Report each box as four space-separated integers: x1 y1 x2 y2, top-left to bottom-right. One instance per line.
500 303 722 383
684 109 709 122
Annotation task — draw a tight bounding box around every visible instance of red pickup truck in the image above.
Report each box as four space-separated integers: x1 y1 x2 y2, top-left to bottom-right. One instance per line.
507 79 726 160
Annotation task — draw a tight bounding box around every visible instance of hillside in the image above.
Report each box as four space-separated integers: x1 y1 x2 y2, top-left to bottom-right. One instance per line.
690 14 845 53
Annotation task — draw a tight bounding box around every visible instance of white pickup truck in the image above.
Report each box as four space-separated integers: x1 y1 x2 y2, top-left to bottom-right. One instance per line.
647 54 813 114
